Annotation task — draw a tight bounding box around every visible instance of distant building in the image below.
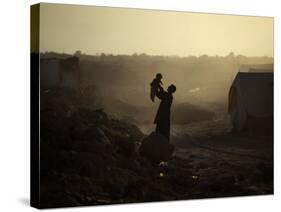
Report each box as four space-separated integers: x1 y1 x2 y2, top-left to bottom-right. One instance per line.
40 56 80 89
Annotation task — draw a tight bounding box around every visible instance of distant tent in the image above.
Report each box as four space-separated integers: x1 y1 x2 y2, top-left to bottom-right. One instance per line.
228 72 273 134
40 56 80 89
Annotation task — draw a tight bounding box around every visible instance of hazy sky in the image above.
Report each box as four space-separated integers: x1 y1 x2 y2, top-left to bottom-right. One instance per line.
40 3 274 57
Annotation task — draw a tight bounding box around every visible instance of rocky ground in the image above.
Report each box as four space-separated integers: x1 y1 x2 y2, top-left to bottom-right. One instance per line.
39 89 273 208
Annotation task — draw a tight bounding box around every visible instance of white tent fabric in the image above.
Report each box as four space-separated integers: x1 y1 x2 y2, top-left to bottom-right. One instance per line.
228 72 273 131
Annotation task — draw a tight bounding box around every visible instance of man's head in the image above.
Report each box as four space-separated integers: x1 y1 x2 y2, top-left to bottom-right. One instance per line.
168 84 176 94
156 73 162 80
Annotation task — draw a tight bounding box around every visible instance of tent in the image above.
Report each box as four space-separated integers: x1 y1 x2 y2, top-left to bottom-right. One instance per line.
40 58 61 87
228 72 273 134
40 57 80 89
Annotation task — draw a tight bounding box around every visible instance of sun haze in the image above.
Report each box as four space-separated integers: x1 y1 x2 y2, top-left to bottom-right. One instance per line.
39 3 273 57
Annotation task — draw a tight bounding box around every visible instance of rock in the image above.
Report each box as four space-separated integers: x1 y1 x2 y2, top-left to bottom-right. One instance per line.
93 127 110 144
139 132 174 163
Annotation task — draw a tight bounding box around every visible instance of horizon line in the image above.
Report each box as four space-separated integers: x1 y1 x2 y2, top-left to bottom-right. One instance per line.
40 51 274 58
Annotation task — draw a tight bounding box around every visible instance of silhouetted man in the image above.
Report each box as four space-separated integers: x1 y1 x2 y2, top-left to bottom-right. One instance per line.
154 84 176 141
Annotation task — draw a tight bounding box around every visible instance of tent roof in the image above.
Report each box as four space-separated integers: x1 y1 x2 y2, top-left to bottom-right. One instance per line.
239 64 273 72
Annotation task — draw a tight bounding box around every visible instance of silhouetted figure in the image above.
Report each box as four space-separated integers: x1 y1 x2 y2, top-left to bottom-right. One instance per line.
150 73 163 102
154 84 176 141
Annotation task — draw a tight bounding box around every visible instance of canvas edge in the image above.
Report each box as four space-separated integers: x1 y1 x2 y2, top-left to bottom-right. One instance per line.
30 3 41 209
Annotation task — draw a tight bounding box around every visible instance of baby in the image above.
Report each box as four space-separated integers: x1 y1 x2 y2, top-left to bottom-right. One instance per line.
150 73 163 102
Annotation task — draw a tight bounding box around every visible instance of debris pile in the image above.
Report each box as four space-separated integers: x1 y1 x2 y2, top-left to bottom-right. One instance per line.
39 88 185 208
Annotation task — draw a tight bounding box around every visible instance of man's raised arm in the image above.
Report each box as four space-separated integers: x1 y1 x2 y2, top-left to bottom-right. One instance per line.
155 87 164 100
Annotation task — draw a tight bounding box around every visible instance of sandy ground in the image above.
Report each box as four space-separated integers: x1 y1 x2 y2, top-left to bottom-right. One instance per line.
140 115 273 197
